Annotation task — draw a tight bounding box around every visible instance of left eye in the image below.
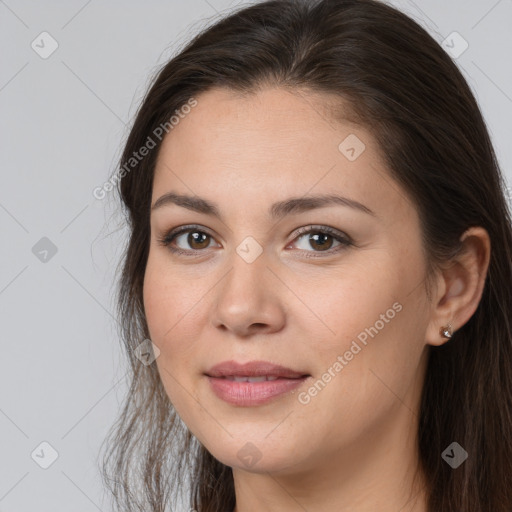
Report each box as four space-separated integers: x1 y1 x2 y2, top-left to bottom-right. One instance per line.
288 226 352 253
157 225 352 256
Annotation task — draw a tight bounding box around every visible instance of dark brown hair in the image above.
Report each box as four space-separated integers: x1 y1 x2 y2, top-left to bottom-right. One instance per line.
100 1 512 511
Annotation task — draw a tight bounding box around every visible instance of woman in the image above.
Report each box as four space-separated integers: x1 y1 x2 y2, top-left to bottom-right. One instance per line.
100 1 512 511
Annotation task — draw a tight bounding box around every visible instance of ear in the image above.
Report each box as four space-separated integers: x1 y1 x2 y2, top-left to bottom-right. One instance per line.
425 226 491 347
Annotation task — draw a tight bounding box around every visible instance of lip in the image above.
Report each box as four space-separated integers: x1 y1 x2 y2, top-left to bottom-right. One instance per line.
205 360 308 379
205 360 310 406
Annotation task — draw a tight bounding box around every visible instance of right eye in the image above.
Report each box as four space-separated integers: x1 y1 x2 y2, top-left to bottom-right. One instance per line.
157 225 220 256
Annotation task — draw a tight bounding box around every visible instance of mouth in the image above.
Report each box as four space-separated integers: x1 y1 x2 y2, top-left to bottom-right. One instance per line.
221 375 296 382
205 359 309 379
204 360 310 406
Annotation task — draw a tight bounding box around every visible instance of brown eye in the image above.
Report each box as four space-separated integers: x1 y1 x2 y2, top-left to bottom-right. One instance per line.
306 232 334 251
158 224 352 258
185 231 211 250
290 226 352 255
157 226 218 254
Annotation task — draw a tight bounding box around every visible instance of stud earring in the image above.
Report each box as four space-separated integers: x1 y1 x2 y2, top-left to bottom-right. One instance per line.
440 322 453 339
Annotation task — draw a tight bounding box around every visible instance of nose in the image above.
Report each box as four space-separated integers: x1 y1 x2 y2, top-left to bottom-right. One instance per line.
211 247 286 337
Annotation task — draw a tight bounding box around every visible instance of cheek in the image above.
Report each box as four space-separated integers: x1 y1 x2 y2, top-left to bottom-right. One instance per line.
144 256 193 339
297 257 426 405
143 264 204 418
142 259 209 376
293 259 401 355
143 271 176 343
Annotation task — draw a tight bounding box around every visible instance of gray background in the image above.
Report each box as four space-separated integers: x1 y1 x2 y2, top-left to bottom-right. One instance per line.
1 0 511 510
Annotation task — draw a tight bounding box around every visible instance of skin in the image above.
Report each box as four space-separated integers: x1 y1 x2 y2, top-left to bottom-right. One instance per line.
143 86 491 512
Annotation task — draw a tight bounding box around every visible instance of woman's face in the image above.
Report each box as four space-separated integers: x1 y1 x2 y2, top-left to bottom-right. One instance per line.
143 86 433 476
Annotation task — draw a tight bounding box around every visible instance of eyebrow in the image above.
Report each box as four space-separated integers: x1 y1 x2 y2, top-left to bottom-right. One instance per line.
151 192 376 220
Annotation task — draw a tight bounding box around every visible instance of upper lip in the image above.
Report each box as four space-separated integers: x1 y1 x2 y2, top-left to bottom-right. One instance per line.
205 360 309 379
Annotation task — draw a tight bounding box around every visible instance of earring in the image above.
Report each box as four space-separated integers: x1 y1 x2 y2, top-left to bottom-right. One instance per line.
440 322 453 339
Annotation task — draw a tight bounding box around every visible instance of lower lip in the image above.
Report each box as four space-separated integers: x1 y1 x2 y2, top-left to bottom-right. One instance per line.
206 376 308 406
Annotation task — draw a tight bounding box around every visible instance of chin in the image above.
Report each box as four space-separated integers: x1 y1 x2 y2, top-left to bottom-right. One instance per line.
204 438 305 475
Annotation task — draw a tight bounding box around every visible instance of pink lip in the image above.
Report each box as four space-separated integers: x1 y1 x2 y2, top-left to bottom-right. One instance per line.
205 360 308 378
205 360 310 406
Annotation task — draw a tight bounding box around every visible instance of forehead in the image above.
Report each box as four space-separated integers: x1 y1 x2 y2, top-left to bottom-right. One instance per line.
159 86 360 150
152 86 414 224
155 87 363 179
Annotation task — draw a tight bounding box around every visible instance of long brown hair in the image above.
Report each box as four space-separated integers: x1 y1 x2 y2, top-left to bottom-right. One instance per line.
99 1 512 510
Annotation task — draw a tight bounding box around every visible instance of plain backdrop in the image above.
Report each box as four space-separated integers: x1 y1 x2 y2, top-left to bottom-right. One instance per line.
1 0 511 510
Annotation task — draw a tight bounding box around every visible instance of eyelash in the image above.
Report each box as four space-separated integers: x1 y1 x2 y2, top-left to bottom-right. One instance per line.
156 224 353 258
